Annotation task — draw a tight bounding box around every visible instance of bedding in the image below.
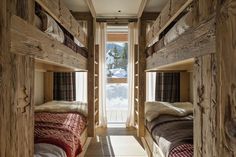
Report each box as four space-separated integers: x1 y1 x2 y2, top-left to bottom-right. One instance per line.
39 11 65 43
145 101 193 122
168 144 193 157
149 116 193 156
64 34 77 52
34 143 67 157
145 101 193 157
35 112 87 157
35 101 88 117
163 11 193 45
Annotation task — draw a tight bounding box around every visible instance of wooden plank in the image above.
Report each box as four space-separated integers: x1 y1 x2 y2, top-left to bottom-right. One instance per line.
216 0 236 156
146 0 193 46
35 0 87 47
193 54 217 157
10 15 87 70
44 72 53 102
1 0 35 156
138 21 146 137
146 15 215 70
180 72 190 102
87 17 95 136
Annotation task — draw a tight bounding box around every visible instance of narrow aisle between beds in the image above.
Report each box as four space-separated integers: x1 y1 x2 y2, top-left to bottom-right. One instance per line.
84 127 148 157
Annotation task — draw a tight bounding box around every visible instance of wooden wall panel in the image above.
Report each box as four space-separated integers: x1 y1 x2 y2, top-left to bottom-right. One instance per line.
193 54 217 157
216 0 236 156
0 0 35 157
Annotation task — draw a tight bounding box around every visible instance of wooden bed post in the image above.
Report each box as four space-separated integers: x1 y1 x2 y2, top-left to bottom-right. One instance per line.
216 0 236 156
137 20 147 137
193 54 217 157
193 0 219 157
87 15 96 137
0 0 35 157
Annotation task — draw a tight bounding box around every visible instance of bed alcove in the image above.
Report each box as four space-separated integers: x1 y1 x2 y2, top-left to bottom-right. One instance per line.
1 0 236 157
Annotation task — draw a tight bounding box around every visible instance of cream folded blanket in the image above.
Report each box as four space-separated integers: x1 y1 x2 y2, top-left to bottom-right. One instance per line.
35 101 88 117
145 101 193 122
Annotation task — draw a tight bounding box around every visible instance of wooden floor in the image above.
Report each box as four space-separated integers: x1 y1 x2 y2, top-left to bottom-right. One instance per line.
84 127 148 157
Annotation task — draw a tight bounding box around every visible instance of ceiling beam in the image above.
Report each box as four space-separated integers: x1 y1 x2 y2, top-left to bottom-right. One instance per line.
85 0 96 18
96 17 138 24
137 0 149 18
72 12 93 21
141 12 160 21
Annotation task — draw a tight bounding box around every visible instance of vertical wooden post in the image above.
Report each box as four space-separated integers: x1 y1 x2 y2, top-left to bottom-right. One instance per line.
0 0 35 156
87 15 95 137
216 0 236 156
192 1 218 157
138 20 146 137
193 54 217 157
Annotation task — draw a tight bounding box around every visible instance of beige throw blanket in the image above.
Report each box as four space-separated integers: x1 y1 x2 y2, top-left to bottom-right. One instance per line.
35 101 88 117
145 101 193 122
39 11 65 43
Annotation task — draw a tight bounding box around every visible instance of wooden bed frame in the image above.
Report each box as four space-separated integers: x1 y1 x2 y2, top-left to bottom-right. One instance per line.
78 128 92 157
142 128 164 157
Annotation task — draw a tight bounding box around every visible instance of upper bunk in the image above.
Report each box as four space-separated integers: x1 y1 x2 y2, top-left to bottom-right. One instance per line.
10 0 88 71
145 0 216 71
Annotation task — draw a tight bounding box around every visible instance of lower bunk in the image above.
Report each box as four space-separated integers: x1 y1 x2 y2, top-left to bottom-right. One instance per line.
143 101 193 157
34 101 90 157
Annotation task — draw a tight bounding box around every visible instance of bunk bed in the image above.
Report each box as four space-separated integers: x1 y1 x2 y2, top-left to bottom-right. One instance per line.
10 0 88 71
8 0 92 156
141 0 217 157
34 101 88 157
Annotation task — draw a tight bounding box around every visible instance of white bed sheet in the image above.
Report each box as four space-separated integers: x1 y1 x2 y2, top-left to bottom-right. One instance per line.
34 143 67 157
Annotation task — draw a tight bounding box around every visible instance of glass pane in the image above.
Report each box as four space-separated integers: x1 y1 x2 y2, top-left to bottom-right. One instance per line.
106 42 128 124
106 42 128 78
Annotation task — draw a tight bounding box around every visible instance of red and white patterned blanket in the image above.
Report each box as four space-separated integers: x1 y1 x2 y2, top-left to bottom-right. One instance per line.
35 112 87 157
169 144 193 157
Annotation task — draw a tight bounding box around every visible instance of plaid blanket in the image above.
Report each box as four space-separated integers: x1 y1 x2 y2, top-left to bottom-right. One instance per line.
35 112 87 157
169 144 193 157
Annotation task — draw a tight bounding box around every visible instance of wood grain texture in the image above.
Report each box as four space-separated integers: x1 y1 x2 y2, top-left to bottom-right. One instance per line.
138 20 146 137
146 15 216 71
193 54 217 157
10 15 87 70
1 0 35 156
35 0 87 47
87 17 95 137
216 0 236 156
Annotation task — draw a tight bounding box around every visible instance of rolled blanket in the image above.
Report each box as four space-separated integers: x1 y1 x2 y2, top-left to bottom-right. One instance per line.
145 101 193 122
39 11 65 43
35 101 88 117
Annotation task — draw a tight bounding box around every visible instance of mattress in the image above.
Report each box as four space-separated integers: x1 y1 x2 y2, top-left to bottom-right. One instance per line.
34 112 87 157
146 115 193 157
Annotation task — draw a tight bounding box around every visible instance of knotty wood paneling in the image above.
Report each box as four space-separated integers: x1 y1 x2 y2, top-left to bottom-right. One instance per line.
193 54 217 157
1 0 35 157
216 0 236 156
